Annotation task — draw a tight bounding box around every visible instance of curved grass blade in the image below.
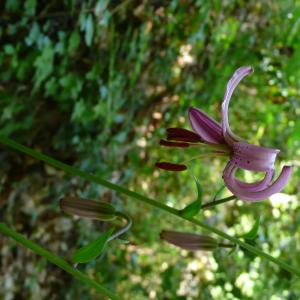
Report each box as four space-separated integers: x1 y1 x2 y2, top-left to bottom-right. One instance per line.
180 176 203 218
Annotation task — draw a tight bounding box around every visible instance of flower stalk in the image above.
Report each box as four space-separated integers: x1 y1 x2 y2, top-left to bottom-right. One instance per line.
109 211 132 242
200 195 237 210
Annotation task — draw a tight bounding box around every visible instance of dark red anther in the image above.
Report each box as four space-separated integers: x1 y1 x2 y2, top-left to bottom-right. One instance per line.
155 162 187 171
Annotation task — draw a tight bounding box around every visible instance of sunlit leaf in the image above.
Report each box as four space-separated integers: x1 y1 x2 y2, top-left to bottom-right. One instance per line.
84 14 94 46
181 176 202 218
72 228 114 264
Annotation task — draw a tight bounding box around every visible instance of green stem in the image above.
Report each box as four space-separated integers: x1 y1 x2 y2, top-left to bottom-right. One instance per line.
108 212 132 242
201 195 237 210
0 222 120 300
0 136 299 277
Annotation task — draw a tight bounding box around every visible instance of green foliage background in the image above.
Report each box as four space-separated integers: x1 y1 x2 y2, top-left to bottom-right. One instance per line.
1 0 300 299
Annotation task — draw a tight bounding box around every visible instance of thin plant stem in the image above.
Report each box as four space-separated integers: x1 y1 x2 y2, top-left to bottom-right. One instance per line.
201 196 237 210
0 136 299 277
108 212 132 242
0 222 120 300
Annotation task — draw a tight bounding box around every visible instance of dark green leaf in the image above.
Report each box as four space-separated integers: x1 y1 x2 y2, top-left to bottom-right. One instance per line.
68 31 81 53
72 228 114 264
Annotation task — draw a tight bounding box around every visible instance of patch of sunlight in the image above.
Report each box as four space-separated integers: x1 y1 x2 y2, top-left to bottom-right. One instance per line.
152 112 162 120
141 181 149 191
160 262 168 271
177 44 194 67
235 273 255 297
136 137 147 147
210 286 223 298
177 272 199 298
149 290 156 299
269 193 298 210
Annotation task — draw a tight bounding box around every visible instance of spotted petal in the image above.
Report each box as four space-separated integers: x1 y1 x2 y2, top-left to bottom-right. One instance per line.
231 142 279 172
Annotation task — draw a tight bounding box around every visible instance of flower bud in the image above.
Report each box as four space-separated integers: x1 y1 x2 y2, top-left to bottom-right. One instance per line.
60 197 117 221
160 230 218 251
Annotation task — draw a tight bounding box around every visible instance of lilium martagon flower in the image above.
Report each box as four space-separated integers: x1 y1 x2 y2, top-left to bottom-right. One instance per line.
160 230 234 251
156 67 292 202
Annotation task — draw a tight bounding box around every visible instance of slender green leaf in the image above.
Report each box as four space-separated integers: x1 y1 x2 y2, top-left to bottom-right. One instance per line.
239 217 260 240
181 176 202 218
213 185 226 201
72 228 114 264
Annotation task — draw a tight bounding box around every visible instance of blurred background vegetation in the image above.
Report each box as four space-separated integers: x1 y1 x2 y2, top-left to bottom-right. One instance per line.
1 0 300 299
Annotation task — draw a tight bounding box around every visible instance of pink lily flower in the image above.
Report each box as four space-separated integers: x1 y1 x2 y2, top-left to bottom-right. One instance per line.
156 67 292 202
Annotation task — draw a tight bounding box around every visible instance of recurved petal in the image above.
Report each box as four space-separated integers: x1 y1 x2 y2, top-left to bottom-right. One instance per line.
221 66 253 145
235 169 275 192
223 162 292 202
223 161 274 192
188 107 225 144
